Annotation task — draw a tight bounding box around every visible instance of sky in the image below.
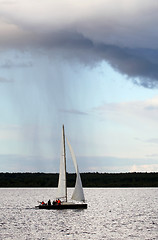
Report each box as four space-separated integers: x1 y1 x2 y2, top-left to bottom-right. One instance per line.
1 0 158 173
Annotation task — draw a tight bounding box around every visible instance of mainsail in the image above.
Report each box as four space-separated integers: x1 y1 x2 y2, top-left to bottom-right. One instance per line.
57 125 85 203
57 125 67 200
66 138 85 202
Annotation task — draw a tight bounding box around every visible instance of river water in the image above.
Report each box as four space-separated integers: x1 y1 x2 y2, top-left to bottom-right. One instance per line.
0 188 158 239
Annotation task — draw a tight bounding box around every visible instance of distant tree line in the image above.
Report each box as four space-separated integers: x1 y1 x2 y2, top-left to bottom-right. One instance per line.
0 172 158 187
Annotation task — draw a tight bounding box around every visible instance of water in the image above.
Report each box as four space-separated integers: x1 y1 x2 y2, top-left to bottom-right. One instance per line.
0 188 158 239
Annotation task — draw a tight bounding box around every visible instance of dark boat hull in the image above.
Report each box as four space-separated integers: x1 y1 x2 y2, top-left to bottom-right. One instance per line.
36 203 87 209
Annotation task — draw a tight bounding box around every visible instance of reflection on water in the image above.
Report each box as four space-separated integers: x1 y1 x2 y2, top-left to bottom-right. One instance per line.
0 188 158 239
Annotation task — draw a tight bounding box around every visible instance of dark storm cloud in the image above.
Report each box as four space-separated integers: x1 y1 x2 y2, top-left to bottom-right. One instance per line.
1 0 158 88
97 45 158 88
30 31 158 88
1 28 158 88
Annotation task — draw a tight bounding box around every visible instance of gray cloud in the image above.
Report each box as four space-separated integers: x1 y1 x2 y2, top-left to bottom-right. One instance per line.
0 154 58 172
0 59 32 68
1 0 158 88
29 31 158 88
0 0 17 5
136 137 158 145
60 108 88 116
145 138 158 144
78 155 158 173
0 76 13 83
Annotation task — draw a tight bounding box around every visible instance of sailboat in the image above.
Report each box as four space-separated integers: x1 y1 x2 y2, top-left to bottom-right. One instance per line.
36 125 87 209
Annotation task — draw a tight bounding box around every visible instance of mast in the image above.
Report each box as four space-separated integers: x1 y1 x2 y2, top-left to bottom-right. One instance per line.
62 125 67 202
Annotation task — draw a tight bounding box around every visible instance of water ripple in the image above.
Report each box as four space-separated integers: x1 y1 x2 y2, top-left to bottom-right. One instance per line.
0 188 158 239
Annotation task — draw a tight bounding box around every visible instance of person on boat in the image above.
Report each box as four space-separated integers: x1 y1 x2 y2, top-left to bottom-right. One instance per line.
48 199 51 206
57 199 61 205
52 199 58 205
41 201 45 205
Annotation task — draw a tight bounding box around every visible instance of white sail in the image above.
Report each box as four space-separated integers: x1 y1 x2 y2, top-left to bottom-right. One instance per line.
56 125 67 200
66 138 85 202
